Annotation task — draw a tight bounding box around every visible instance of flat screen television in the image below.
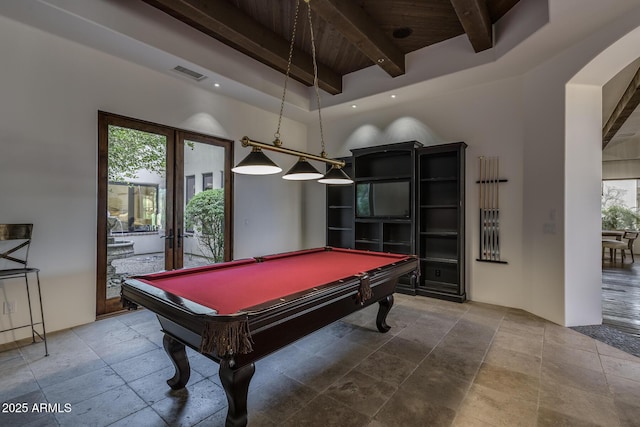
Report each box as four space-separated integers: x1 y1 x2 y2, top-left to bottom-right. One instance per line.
356 181 411 218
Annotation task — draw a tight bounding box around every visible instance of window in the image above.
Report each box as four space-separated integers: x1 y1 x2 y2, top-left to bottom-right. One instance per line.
602 179 640 230
203 172 213 190
108 182 159 232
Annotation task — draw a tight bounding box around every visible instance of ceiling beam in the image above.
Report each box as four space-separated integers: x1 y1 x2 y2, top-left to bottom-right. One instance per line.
450 0 493 52
603 66 640 149
311 0 405 77
142 0 343 94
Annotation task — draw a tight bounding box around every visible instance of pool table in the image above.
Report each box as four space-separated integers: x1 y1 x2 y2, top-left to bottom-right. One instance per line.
121 247 418 427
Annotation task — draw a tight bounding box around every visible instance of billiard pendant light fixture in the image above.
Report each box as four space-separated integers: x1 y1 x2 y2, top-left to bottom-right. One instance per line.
232 0 352 185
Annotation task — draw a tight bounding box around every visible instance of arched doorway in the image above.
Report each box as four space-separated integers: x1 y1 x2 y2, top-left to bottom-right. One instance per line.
566 24 640 332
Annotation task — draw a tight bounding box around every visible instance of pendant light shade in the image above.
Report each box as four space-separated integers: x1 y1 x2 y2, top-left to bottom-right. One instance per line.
231 148 282 175
318 165 353 184
282 157 324 180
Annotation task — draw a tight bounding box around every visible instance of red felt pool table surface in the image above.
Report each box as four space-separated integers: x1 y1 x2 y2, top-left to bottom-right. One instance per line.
135 247 411 315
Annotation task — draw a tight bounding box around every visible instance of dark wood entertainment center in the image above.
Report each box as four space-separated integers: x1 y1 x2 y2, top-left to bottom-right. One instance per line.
326 141 467 302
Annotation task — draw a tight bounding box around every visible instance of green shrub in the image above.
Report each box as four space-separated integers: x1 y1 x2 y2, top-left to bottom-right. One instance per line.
185 189 225 262
602 205 640 230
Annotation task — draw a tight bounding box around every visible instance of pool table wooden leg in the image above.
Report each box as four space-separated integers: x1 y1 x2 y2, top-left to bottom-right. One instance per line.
376 294 394 333
219 359 255 427
163 334 191 389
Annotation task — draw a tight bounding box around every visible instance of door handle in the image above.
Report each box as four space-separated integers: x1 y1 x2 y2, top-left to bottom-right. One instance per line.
160 228 174 249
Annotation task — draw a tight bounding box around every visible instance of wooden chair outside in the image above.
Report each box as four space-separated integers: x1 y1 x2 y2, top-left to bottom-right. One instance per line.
0 224 48 355
602 230 639 264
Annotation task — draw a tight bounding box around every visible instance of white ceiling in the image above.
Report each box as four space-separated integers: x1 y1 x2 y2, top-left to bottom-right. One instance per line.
1 0 639 130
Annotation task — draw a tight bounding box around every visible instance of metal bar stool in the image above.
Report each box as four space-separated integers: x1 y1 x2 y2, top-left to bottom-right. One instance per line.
0 224 48 356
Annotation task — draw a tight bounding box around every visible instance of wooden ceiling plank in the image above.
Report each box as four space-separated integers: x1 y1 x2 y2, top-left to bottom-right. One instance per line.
450 0 493 52
312 0 405 77
142 0 342 94
603 66 640 149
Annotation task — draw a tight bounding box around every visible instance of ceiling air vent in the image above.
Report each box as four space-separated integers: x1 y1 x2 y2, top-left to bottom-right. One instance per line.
172 65 207 81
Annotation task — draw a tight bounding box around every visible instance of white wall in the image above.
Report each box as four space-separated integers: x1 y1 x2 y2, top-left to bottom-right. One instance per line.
603 159 640 179
565 84 603 325
519 59 567 325
0 15 308 344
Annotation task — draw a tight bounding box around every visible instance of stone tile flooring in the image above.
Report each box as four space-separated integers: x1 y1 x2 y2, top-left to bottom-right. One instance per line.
1 294 640 426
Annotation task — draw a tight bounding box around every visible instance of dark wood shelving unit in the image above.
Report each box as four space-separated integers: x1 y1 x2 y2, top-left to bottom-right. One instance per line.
417 142 467 302
350 141 422 295
325 141 466 302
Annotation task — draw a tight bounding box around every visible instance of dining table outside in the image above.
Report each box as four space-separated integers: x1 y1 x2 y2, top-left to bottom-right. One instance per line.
602 230 624 240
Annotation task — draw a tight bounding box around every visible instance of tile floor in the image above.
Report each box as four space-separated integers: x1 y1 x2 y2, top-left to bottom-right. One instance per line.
1 294 640 426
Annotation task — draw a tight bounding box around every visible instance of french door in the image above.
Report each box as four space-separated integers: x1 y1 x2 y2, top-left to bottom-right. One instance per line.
97 112 233 316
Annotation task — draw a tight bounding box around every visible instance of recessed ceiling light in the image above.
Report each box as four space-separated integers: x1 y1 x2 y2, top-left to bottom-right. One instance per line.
390 94 397 99
351 104 357 109
214 83 221 88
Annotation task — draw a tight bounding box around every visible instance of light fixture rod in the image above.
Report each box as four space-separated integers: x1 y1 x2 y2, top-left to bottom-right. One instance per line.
241 136 345 168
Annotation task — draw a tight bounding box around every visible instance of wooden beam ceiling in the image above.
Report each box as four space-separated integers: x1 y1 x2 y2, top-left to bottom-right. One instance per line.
142 0 526 96
142 0 343 94
450 0 493 52
603 66 640 149
311 0 405 77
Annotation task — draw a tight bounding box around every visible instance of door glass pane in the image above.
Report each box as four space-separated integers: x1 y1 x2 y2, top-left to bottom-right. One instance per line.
106 125 167 299
108 183 160 232
183 140 226 267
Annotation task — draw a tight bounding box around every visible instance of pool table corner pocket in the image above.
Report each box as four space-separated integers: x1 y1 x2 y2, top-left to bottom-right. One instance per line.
355 273 372 305
200 316 253 356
